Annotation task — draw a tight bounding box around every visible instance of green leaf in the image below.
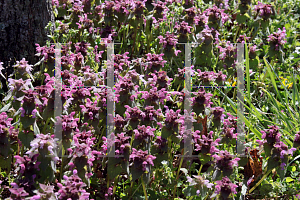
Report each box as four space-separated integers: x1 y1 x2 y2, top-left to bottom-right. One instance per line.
285 177 294 182
18 131 34 148
245 40 251 101
33 120 40 135
0 102 11 112
180 168 188 176
3 90 12 101
0 155 11 171
20 115 35 129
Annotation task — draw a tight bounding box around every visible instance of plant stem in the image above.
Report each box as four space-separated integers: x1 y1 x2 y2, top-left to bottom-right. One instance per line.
59 147 64 182
113 175 119 198
248 167 277 194
141 176 148 200
173 149 184 199
43 117 51 134
129 176 134 197
198 164 203 176
233 26 241 42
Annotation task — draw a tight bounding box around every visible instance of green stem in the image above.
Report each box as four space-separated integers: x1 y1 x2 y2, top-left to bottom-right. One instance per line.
248 167 277 194
133 23 138 56
113 175 119 198
173 149 184 199
198 164 203 176
59 147 64 182
42 117 51 134
146 20 150 53
129 180 142 200
141 176 148 200
233 26 241 42
262 59 274 82
129 176 134 197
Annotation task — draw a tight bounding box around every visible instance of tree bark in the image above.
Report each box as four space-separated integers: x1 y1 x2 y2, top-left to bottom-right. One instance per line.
0 0 54 95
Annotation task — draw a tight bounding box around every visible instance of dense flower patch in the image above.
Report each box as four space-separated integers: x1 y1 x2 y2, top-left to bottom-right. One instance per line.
0 0 300 199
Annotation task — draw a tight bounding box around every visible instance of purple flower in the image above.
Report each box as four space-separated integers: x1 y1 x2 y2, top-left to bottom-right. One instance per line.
175 21 192 34
196 25 220 45
130 148 156 172
115 114 125 131
7 78 31 99
293 133 300 148
158 31 178 49
214 0 229 9
134 125 156 142
274 141 296 159
260 125 281 145
267 27 287 51
152 1 168 17
114 52 130 72
79 98 100 120
115 75 138 103
211 106 226 121
221 126 237 141
185 7 197 23
0 112 13 135
31 183 56 200
164 107 183 131
75 41 90 57
141 106 162 123
35 44 55 64
113 0 130 15
144 53 167 72
186 175 214 189
146 71 172 89
236 34 251 44
195 12 208 33
197 69 217 85
13 58 33 77
249 45 258 59
194 131 220 155
218 41 237 68
14 154 40 176
139 87 169 106
76 13 94 31
153 136 168 151
125 105 144 121
191 88 213 108
215 176 238 199
131 0 147 18
21 89 39 118
215 71 227 85
175 68 185 81
100 132 131 158
34 84 54 98
71 133 97 167
223 113 237 128
203 5 229 27
56 170 90 200
158 32 181 55
9 187 29 199
114 132 131 155
212 150 240 173
280 163 286 170
70 1 84 15
254 1 274 20
26 134 59 164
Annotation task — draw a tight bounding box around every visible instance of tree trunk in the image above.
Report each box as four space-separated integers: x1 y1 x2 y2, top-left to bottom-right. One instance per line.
0 0 54 96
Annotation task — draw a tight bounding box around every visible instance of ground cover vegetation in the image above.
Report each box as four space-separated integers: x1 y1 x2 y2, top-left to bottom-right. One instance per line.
0 0 300 199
